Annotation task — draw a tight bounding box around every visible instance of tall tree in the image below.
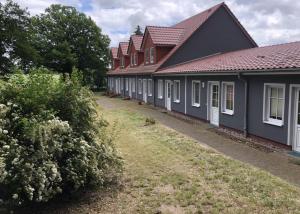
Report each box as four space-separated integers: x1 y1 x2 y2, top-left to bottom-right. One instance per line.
134 25 143 35
31 4 110 87
0 0 37 74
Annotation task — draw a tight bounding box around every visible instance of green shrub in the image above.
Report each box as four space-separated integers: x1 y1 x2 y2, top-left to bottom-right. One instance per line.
0 68 122 205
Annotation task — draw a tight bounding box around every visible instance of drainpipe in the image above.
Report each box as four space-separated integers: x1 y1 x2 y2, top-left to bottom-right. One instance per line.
238 72 248 137
152 75 156 107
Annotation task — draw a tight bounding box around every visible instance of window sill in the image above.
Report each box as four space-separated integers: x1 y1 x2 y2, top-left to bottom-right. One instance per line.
192 104 200 108
263 120 284 127
148 94 152 97
222 110 234 115
158 96 163 99
173 100 180 103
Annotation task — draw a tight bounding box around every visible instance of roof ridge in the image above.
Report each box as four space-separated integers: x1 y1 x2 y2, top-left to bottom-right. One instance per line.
147 25 185 29
259 40 300 48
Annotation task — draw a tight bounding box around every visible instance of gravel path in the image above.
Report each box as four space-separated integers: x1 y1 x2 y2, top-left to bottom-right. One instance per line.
96 95 300 187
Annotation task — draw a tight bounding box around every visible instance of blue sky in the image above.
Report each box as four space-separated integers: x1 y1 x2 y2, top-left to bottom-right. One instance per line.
3 0 300 47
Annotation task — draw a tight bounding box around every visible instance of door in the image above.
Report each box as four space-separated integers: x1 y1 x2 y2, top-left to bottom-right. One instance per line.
294 89 300 152
143 79 147 103
166 80 172 111
129 78 132 98
210 83 219 126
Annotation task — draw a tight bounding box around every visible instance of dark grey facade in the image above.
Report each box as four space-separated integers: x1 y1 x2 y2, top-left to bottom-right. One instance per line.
161 6 256 68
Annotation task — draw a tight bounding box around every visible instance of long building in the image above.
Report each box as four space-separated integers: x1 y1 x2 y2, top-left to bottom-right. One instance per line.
107 2 300 153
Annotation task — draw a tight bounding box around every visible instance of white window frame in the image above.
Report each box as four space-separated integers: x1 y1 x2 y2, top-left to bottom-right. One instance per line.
134 53 137 65
158 79 163 99
145 48 149 64
148 79 152 96
192 80 201 107
138 79 142 94
120 57 123 68
120 77 124 90
125 78 129 91
132 78 136 92
130 54 133 66
221 82 234 115
263 83 285 127
150 47 154 63
173 80 180 103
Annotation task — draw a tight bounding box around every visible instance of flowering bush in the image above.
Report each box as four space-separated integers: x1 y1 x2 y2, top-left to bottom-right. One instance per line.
0 69 122 205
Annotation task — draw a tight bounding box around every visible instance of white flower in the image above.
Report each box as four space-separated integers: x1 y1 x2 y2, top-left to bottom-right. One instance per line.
12 194 18 199
3 145 10 150
2 130 8 134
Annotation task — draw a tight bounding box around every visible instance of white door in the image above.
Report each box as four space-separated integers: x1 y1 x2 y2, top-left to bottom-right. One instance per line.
294 89 300 152
166 81 172 111
210 83 219 126
143 79 147 103
129 78 132 97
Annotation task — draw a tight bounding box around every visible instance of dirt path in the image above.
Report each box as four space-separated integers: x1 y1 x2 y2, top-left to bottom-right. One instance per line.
96 95 300 187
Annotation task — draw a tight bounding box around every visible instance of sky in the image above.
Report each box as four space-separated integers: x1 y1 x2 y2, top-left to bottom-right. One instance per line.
2 0 300 47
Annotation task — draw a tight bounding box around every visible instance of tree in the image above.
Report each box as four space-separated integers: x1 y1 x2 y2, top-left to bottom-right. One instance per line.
31 4 110 87
0 0 37 74
134 25 143 35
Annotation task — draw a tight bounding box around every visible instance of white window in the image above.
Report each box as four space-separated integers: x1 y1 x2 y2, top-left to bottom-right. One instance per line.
173 80 180 103
263 83 285 126
148 79 152 96
222 82 234 115
138 79 142 94
120 57 125 68
132 78 136 92
125 78 129 91
150 47 154 63
130 54 133 66
145 48 149 64
134 53 137 65
120 78 123 90
192 80 201 107
158 79 163 99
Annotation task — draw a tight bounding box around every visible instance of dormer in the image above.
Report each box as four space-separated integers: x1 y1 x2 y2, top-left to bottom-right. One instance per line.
117 42 130 69
110 47 119 70
141 26 184 65
127 35 144 67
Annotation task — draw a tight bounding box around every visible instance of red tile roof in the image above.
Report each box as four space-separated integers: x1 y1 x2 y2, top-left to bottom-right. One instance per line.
111 47 118 59
107 63 159 75
109 2 259 76
156 41 300 74
118 42 129 56
146 26 185 46
130 35 144 52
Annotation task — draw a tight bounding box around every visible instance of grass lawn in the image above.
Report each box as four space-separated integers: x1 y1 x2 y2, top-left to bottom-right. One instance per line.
96 105 300 214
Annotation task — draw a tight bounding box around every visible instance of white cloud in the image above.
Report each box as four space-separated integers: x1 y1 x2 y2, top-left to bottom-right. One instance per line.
1 0 300 47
